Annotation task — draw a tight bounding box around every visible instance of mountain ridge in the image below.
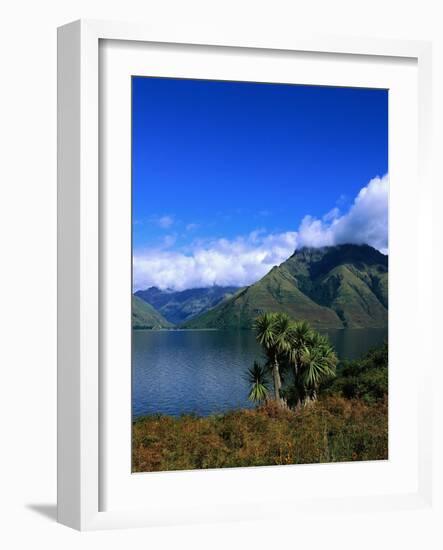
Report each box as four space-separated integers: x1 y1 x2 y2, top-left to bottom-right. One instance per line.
181 244 388 330
135 285 241 325
132 295 172 329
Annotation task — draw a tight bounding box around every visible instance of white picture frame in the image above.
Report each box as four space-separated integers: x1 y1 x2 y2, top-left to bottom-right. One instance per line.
57 19 434 531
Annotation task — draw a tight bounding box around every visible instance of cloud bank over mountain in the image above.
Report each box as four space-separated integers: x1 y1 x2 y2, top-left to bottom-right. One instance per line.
133 230 298 291
297 174 388 254
133 174 388 291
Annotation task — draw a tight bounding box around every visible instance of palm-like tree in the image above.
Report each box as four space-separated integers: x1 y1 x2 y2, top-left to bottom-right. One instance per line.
252 313 338 409
299 332 337 402
245 361 270 403
287 320 313 376
254 312 294 407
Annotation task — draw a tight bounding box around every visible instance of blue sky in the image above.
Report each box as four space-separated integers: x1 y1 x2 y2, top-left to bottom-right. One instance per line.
132 77 388 291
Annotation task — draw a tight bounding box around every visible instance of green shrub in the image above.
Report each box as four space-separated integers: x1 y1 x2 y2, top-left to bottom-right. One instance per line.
323 342 388 404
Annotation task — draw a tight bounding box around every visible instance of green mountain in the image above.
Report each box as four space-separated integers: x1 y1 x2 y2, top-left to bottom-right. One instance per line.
134 285 241 325
182 244 388 330
132 295 173 329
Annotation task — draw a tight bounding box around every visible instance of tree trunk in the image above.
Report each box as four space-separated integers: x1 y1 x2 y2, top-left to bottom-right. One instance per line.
293 359 302 407
272 357 283 407
293 357 301 378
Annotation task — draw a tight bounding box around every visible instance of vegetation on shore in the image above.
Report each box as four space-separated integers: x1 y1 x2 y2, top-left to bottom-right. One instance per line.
132 337 388 472
133 396 387 471
323 341 388 404
250 313 338 408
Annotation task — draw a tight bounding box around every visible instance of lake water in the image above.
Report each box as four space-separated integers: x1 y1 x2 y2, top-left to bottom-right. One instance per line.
132 328 387 418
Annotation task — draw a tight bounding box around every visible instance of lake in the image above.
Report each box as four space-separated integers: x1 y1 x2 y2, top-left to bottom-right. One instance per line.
132 328 387 418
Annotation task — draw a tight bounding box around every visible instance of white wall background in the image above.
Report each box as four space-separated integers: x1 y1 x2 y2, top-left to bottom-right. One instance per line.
0 1 442 548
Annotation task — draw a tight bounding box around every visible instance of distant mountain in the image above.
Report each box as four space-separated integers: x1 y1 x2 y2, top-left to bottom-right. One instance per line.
132 295 173 329
134 285 241 325
182 244 388 330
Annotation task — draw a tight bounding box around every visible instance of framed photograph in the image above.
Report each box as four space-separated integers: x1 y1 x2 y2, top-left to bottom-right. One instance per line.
58 20 434 530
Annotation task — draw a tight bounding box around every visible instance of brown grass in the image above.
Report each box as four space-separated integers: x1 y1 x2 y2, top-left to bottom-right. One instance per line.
132 396 388 472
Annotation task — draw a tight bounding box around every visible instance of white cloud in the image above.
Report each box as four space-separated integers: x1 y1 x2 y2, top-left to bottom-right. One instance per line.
297 174 388 254
133 230 298 291
133 174 388 291
157 215 174 228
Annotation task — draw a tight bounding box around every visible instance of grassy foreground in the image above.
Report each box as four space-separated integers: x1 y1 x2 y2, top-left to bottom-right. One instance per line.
132 396 388 472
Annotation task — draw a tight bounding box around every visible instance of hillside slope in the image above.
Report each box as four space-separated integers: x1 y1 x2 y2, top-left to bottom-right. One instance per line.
132 295 173 329
182 244 388 330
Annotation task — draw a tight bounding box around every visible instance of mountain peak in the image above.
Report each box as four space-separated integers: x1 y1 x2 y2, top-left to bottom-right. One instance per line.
294 243 383 254
183 243 388 330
